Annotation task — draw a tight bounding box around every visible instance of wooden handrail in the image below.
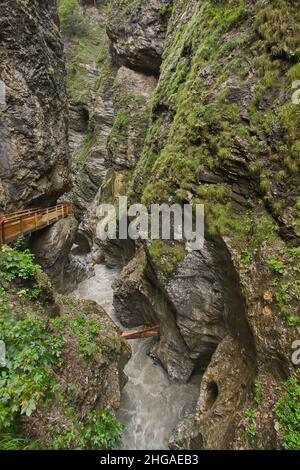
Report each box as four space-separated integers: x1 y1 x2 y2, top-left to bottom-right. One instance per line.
0 202 72 245
4 203 72 222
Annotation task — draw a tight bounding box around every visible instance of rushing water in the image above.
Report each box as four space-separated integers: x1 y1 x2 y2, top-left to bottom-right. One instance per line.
73 263 200 450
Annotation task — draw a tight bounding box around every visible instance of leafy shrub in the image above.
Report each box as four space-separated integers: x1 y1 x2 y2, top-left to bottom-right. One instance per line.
0 244 40 282
244 409 257 441
0 428 41 450
70 314 101 359
0 289 124 450
254 379 262 405
240 250 253 268
0 290 64 429
276 376 300 450
52 409 123 450
267 258 285 275
58 0 87 36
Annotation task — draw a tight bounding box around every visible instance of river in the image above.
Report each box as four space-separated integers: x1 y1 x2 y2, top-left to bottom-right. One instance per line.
73 263 200 450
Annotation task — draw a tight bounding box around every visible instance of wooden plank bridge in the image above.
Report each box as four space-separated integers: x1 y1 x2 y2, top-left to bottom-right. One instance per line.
0 202 72 245
0 203 160 341
122 326 160 340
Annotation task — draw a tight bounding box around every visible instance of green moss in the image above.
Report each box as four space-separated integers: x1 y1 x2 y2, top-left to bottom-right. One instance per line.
133 1 251 211
107 93 149 169
61 4 110 103
244 409 258 441
230 210 299 326
149 241 185 275
58 0 87 37
74 129 96 168
108 112 132 144
259 178 270 194
232 213 280 249
275 376 300 450
254 1 300 60
130 0 300 242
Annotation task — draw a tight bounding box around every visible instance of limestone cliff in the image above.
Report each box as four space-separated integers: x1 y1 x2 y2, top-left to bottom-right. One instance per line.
74 0 300 450
0 1 130 451
122 0 300 450
30 0 299 450
0 0 70 212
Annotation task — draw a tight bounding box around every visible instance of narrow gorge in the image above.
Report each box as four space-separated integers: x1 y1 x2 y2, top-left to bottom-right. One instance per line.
0 0 299 452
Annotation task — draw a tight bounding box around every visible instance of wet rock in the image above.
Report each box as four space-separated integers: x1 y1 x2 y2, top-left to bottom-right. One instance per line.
0 0 70 212
107 66 157 170
113 247 195 382
74 229 92 254
157 237 245 366
170 336 255 450
113 248 158 327
169 412 195 450
72 90 115 218
107 0 171 75
69 103 89 156
30 215 78 291
62 251 94 293
113 236 252 383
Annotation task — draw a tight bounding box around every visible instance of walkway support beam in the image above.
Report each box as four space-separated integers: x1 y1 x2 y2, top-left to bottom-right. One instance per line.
0 202 72 246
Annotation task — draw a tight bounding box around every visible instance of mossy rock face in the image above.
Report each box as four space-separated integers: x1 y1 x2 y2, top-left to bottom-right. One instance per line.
107 66 157 171
60 1 111 104
95 169 132 210
119 0 300 449
148 240 186 277
127 0 300 342
65 4 159 219
107 0 171 74
131 0 300 240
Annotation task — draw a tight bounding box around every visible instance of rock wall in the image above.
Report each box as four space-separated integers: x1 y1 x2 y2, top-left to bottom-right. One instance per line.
120 0 300 450
0 2 133 450
107 0 171 75
59 0 299 450
0 0 70 212
68 2 168 235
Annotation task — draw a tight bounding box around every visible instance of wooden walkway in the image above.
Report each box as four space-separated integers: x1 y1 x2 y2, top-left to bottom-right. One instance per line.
0 202 72 245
